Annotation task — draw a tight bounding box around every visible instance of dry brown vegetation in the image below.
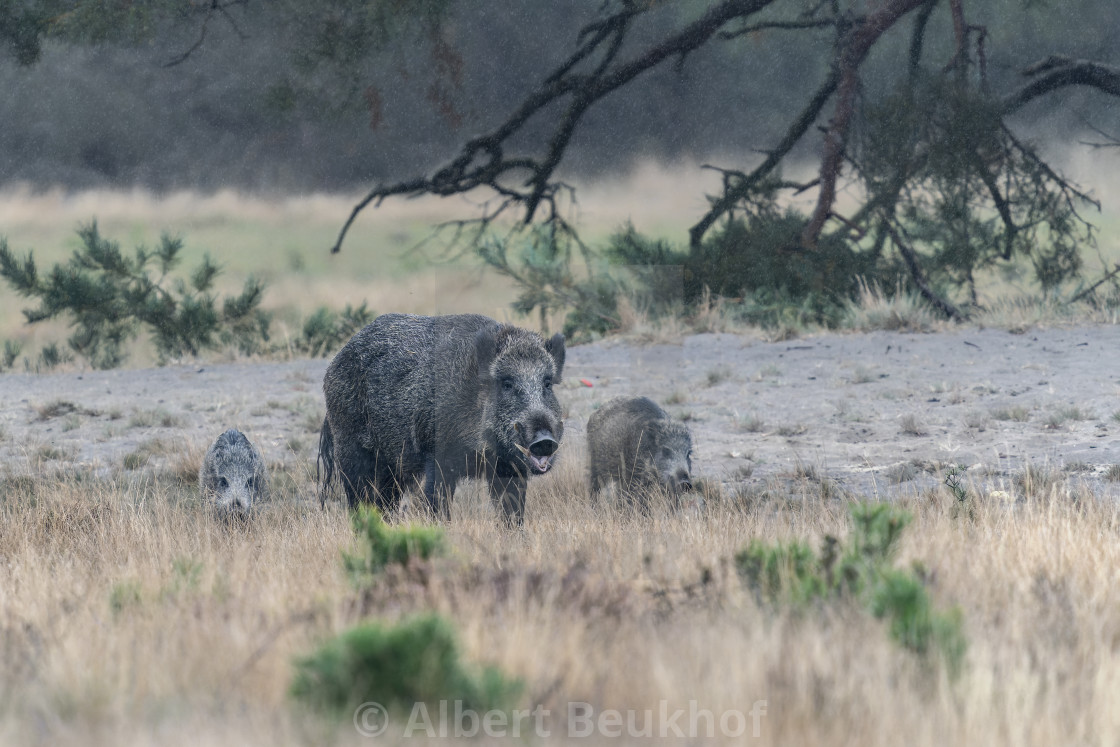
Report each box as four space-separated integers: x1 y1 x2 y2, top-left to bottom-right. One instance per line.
2 452 1120 746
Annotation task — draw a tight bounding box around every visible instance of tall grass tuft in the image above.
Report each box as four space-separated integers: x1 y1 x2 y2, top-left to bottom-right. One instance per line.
842 279 938 332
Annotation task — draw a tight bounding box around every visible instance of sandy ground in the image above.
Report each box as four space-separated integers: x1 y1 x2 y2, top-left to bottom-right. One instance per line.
3 324 1120 504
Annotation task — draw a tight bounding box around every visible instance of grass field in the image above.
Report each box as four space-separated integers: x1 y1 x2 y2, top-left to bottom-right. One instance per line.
4 154 1120 745
2 456 1120 746
3 153 1118 368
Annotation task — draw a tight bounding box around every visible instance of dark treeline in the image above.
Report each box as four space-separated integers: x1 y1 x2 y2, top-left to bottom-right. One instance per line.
1 0 1117 193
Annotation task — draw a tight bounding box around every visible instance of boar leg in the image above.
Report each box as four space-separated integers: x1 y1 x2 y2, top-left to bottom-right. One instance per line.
334 440 380 509
490 474 527 527
423 458 455 520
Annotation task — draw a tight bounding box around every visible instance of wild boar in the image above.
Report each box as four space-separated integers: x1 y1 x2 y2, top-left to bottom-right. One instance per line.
587 396 693 510
320 313 565 525
200 428 267 517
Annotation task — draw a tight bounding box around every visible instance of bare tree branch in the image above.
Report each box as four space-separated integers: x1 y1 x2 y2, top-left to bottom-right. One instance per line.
331 0 782 254
1074 118 1120 149
883 221 965 321
1069 263 1120 304
1001 124 1100 213
163 0 248 68
801 0 931 249
1003 57 1120 114
718 17 836 39
688 68 841 253
945 0 966 72
969 149 1017 260
907 0 938 76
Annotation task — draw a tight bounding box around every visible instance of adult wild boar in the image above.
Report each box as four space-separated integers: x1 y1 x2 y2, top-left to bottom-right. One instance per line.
587 396 693 510
320 313 565 525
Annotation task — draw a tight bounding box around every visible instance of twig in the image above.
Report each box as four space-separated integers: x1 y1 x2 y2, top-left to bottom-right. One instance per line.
718 17 836 39
969 149 1017 260
163 0 249 67
689 67 840 253
882 222 965 321
1069 263 1120 304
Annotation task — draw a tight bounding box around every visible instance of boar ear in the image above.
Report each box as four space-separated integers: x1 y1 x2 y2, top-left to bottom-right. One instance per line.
475 327 498 380
545 332 565 381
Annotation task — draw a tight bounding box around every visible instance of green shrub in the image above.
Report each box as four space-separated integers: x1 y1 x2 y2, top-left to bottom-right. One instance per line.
298 302 375 357
869 569 966 665
478 210 881 342
603 217 867 331
290 613 521 716
477 224 624 343
685 211 872 308
35 341 71 371
734 503 965 673
0 222 270 368
603 224 686 313
734 539 826 606
342 506 444 581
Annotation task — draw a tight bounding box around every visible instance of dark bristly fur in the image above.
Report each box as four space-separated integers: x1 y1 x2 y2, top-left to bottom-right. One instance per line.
587 396 693 510
199 428 267 517
320 313 565 525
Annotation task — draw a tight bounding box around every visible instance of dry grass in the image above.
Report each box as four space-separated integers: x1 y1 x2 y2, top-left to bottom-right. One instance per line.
3 455 1120 745
970 294 1120 332
611 292 766 345
900 413 928 436
842 279 941 332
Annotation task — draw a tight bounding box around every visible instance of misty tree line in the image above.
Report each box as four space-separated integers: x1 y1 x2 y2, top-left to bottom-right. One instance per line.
0 0 1116 192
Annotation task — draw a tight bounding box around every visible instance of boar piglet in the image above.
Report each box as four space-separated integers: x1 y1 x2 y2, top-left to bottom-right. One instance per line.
587 396 693 511
200 428 267 518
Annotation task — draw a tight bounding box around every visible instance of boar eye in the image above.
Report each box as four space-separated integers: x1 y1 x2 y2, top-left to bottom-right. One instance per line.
501 377 515 392
543 377 553 391
218 476 229 489
661 447 672 458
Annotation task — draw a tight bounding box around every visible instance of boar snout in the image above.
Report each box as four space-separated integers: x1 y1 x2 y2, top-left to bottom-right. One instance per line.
529 429 559 457
514 424 560 474
528 430 560 473
527 429 560 473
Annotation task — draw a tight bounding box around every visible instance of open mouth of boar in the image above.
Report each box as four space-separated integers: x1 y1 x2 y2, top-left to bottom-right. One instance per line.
515 429 560 474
